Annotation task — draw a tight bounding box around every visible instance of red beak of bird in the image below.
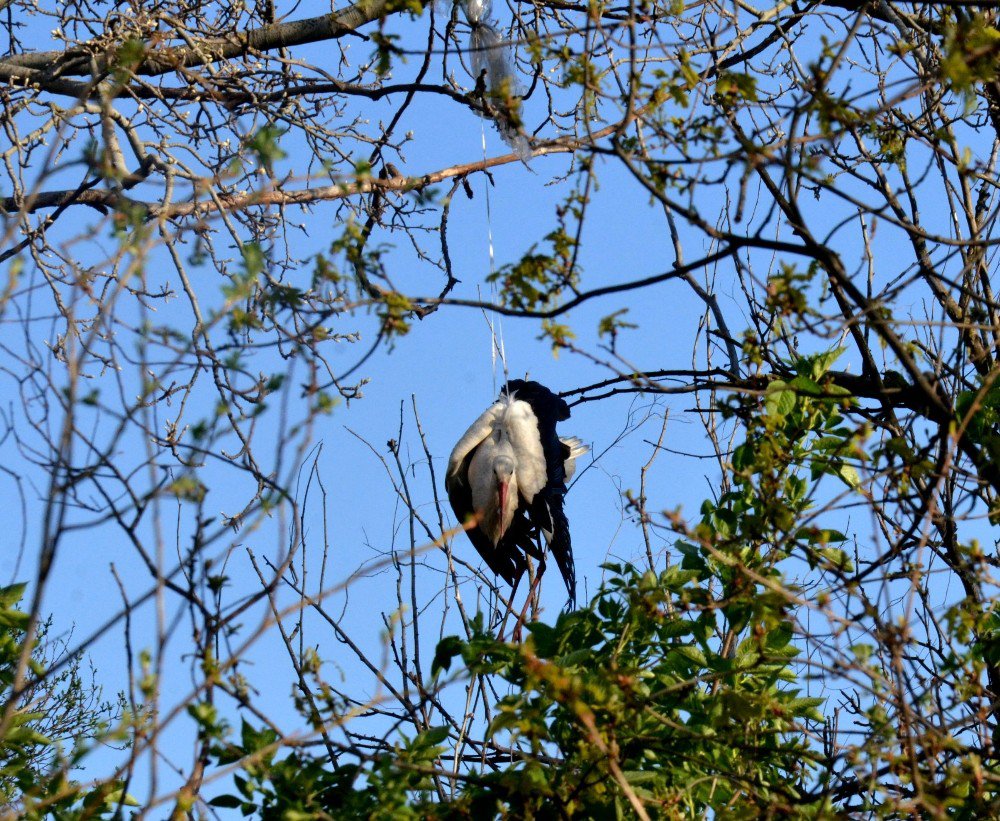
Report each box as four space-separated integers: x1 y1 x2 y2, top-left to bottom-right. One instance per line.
497 481 509 536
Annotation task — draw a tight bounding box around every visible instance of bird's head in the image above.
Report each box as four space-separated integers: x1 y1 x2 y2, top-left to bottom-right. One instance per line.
493 455 516 535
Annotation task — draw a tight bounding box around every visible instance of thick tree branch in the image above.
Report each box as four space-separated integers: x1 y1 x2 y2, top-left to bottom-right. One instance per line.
0 2 388 78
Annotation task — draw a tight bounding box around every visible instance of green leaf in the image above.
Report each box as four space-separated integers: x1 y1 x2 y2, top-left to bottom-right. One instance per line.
788 375 822 396
835 463 861 488
0 608 30 630
241 719 278 755
673 644 708 667
431 635 463 678
818 547 854 573
764 623 793 651
245 124 287 170
598 309 638 340
810 347 845 379
791 696 826 722
765 382 796 419
715 71 758 103
0 582 27 609
526 621 557 655
677 540 707 573
240 242 265 278
852 643 874 662
209 794 245 808
418 725 449 746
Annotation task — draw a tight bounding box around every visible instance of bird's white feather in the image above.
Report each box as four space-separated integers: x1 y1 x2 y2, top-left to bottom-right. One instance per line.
468 443 516 545
560 436 589 481
447 394 549 547
447 401 504 481
498 397 547 500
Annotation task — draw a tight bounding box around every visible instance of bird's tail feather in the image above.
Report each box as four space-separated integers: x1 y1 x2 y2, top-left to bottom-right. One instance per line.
561 436 589 482
536 491 575 602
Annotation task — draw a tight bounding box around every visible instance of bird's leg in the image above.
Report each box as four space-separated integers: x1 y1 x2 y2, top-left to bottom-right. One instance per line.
511 554 546 642
495 570 523 641
531 553 546 619
496 552 530 641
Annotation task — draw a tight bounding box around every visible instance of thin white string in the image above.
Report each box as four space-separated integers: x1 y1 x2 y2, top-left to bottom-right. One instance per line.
482 121 508 396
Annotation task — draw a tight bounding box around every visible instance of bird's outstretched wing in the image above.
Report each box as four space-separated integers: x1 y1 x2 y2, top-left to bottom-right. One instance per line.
446 402 526 585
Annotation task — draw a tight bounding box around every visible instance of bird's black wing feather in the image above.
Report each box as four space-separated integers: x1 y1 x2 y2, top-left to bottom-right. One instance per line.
501 506 544 562
530 488 575 600
446 448 525 586
505 380 570 421
469 521 525 586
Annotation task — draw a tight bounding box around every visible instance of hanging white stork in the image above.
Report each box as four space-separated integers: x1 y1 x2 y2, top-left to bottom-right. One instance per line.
446 380 587 613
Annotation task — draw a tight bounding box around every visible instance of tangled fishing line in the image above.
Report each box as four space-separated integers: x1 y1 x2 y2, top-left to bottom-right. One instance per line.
459 0 531 161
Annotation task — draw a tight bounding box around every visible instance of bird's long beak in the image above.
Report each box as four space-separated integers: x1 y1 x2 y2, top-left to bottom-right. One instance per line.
498 481 509 536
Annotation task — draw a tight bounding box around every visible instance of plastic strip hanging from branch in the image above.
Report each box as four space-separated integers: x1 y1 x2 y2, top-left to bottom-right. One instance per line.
483 122 509 388
460 0 531 161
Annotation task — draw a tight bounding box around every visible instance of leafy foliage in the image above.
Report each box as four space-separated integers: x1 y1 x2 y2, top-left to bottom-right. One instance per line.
0 586 127 818
201 351 874 816
430 565 823 817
